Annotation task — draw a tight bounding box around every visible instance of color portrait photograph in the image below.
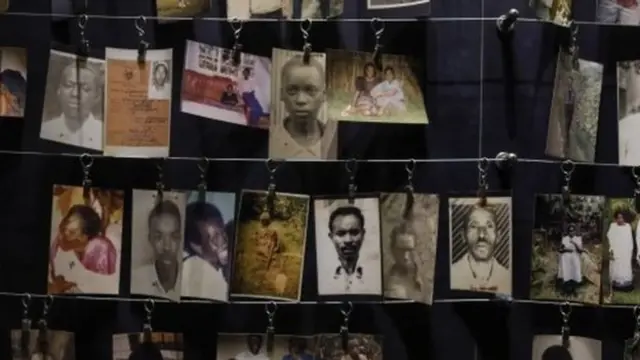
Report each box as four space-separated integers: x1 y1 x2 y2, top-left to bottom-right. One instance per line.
226 0 287 19
269 48 337 160
0 47 27 118
217 334 316 360
326 49 428 124
156 0 210 18
314 197 383 297
367 0 429 10
40 50 104 151
113 333 183 360
230 190 309 301
531 335 600 360
48 185 124 295
449 196 512 295
597 0 639 24
380 192 439 304
618 59 640 166
181 191 235 302
315 334 383 360
130 190 187 301
530 194 604 304
602 198 640 304
181 41 271 129
529 0 572 26
10 329 75 360
545 52 603 163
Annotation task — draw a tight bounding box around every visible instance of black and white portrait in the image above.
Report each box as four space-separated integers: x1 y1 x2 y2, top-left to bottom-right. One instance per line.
40 50 104 151
532 335 600 360
130 190 186 301
148 60 172 100
381 193 439 304
216 334 274 360
10 329 75 360
449 197 512 295
367 0 429 9
314 197 382 296
113 333 183 360
269 48 337 160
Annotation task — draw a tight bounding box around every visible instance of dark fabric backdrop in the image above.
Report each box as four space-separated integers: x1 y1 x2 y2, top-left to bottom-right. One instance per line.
0 0 635 359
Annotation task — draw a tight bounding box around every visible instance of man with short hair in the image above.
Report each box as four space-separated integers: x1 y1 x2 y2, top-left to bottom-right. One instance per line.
384 222 424 301
132 200 183 299
327 206 366 293
450 205 510 294
232 335 270 360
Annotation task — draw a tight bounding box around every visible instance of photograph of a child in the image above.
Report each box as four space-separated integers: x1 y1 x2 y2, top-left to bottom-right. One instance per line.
326 49 428 124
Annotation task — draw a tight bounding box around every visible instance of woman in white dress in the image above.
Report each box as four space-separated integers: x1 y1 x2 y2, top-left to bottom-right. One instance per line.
557 224 583 296
607 211 635 289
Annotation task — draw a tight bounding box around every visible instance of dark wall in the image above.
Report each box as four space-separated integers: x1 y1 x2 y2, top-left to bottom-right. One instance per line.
0 0 635 359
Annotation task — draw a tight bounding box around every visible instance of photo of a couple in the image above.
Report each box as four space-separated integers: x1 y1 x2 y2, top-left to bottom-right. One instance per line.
326 49 428 124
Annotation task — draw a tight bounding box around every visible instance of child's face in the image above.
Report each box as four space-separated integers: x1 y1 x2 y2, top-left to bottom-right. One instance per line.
385 70 394 81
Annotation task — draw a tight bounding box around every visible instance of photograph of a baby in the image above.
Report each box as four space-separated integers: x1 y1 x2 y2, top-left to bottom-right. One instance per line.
326 49 428 124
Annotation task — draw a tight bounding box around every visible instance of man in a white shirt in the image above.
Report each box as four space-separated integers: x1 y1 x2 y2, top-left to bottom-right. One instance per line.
231 335 270 360
450 205 511 294
131 200 183 301
40 59 103 151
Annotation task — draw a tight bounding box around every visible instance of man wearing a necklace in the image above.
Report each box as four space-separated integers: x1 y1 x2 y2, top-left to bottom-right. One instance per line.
450 204 510 294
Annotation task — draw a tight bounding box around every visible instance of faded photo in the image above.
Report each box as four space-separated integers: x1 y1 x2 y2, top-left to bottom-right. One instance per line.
315 334 382 360
597 0 640 24
602 198 640 304
182 191 235 301
230 190 309 301
449 197 512 295
156 0 210 18
367 0 429 10
0 47 26 117
532 335 600 360
149 60 172 100
217 334 316 359
48 185 124 295
113 333 183 360
292 0 345 18
530 0 572 26
40 50 104 151
326 49 428 124
10 329 75 360
380 193 438 303
530 194 604 304
130 190 187 301
315 197 382 296
545 52 603 162
617 60 640 166
269 48 337 160
181 41 271 129
226 0 287 19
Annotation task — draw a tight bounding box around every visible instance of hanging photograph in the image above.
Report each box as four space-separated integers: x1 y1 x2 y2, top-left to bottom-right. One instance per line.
380 192 439 303
601 198 640 304
269 48 337 160
597 0 639 24
216 334 316 359
530 194 604 304
314 197 383 297
326 49 428 125
545 52 603 163
315 333 383 360
48 185 124 295
529 0 572 26
226 0 287 19
156 0 210 19
449 196 512 295
531 335 600 360
130 190 187 301
0 47 26 118
618 60 640 166
10 329 75 360
230 190 309 301
104 48 172 157
181 191 236 301
291 0 345 18
113 333 183 360
624 336 640 360
181 41 271 129
40 50 104 151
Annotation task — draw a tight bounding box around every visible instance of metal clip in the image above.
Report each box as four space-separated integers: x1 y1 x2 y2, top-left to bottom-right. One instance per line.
136 16 149 64
80 153 93 203
633 167 640 212
566 21 579 70
77 14 90 57
143 299 154 343
477 158 489 207
197 157 209 201
496 8 519 33
265 302 277 355
37 296 53 356
560 301 571 348
404 159 415 220
339 302 352 352
156 159 165 204
229 18 243 66
561 160 574 206
21 294 31 360
300 19 312 64
346 159 358 204
266 159 278 216
370 18 384 69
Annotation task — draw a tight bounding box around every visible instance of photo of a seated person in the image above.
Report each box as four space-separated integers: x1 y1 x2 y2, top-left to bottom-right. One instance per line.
220 84 240 107
341 63 407 118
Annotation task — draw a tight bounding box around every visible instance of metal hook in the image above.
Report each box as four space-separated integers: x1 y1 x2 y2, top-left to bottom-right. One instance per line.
229 17 243 38
198 157 209 174
144 299 155 316
477 157 489 173
135 15 146 37
78 14 88 30
345 158 358 176
265 301 277 317
340 301 353 318
405 158 416 177
300 18 312 39
370 18 385 39
265 158 279 175
561 159 575 176
560 301 572 318
79 153 94 170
